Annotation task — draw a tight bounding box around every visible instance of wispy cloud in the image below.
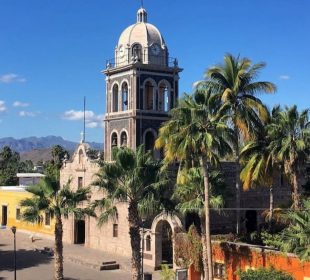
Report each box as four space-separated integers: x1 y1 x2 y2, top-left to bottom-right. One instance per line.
0 73 26 84
0 101 7 113
13 101 30 107
62 110 103 128
19 111 38 117
279 75 290 80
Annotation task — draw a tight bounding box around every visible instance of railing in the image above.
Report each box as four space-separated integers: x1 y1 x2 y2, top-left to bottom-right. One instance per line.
105 55 179 69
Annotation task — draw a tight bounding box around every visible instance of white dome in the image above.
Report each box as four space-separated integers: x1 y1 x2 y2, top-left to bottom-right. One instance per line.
117 8 165 49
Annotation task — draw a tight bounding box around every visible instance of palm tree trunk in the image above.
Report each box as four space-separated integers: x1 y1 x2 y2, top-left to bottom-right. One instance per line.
235 131 241 235
200 217 209 280
268 186 274 231
291 170 301 210
54 215 63 280
200 156 213 280
128 201 141 280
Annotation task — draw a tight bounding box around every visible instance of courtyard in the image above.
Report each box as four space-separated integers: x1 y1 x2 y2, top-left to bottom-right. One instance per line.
0 228 158 280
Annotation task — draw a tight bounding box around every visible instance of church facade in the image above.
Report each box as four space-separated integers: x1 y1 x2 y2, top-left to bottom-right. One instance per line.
60 7 292 271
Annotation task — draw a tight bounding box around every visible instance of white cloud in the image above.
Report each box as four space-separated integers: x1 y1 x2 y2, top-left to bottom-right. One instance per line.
13 101 30 107
0 101 7 113
62 110 103 128
279 75 290 80
0 73 26 84
19 111 38 117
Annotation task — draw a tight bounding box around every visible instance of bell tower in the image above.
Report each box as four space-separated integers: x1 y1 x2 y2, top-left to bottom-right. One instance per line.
103 7 182 161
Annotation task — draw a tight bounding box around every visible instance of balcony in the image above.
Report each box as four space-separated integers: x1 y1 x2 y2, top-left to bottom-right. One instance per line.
105 55 179 69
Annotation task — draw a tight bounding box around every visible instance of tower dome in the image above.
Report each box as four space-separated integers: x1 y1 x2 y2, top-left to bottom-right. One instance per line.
114 8 168 67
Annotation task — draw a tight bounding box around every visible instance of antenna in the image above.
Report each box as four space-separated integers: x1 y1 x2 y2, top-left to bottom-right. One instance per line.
83 96 86 143
141 0 144 7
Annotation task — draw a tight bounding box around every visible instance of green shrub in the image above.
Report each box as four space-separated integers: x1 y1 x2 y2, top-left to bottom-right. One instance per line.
160 264 175 280
239 267 294 280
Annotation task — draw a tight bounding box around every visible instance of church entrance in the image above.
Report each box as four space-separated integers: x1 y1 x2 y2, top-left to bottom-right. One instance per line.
155 220 173 266
1 206 7 226
74 219 85 244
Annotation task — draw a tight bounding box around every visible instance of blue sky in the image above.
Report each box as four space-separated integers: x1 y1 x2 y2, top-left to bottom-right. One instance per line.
0 0 309 143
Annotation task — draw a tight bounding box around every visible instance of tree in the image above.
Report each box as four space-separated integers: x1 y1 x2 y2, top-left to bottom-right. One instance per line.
268 106 310 209
20 176 91 280
156 91 234 280
0 146 21 185
240 107 281 229
281 199 310 261
92 146 167 280
199 54 277 234
173 167 226 277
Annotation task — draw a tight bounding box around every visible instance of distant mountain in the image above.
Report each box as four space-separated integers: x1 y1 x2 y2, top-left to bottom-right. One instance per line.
0 136 102 153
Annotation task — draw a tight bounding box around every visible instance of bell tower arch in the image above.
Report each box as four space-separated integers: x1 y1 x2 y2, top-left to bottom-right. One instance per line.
103 8 182 161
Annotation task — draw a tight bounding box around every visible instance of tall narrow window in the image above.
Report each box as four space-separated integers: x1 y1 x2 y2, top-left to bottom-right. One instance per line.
78 177 83 188
16 208 21 221
145 131 155 152
146 235 151 251
132 44 142 62
158 82 169 112
113 224 118 237
120 131 128 147
111 132 118 159
112 84 119 112
122 82 128 111
145 81 154 110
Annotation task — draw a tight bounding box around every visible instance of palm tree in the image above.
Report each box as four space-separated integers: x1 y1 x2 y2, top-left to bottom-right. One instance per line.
156 91 234 280
200 54 277 234
21 176 91 280
240 106 280 230
268 106 310 209
281 199 310 261
173 167 226 277
91 146 167 280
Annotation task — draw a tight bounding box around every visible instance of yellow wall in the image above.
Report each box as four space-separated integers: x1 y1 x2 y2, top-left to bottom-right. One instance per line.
0 188 55 235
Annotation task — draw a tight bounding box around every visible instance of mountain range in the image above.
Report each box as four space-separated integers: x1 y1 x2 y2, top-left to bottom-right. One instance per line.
0 136 102 153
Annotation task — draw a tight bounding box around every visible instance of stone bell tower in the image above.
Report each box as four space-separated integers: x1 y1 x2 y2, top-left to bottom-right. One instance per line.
103 7 182 161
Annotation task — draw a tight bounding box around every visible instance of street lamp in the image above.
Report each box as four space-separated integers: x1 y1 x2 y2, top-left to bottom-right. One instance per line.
11 226 17 280
141 218 146 280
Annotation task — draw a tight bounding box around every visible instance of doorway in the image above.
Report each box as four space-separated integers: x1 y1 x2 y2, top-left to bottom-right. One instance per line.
245 210 257 233
1 206 7 226
74 220 85 244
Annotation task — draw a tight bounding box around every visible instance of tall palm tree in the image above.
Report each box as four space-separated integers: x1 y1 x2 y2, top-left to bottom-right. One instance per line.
240 106 280 230
156 91 234 280
91 146 168 280
21 176 91 280
173 167 226 278
200 54 277 234
268 106 310 209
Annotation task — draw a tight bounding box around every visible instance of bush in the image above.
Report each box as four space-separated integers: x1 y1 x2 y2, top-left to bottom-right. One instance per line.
239 267 294 280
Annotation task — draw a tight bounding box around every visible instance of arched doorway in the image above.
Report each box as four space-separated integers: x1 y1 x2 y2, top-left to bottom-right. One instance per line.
151 213 183 269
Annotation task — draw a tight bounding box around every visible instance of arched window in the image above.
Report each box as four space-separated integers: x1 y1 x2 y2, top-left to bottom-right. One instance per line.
145 81 154 110
132 44 142 62
145 235 151 251
121 82 128 111
158 82 170 112
111 132 118 160
112 84 119 112
145 130 155 152
78 149 84 164
120 131 128 147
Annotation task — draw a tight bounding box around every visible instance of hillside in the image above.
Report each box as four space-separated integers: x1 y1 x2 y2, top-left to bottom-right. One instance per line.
0 136 102 153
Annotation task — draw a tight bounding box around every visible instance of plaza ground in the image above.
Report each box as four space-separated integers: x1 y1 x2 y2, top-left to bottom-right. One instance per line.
0 228 160 280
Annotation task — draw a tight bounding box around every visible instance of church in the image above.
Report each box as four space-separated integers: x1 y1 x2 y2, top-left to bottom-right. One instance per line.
60 7 291 270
